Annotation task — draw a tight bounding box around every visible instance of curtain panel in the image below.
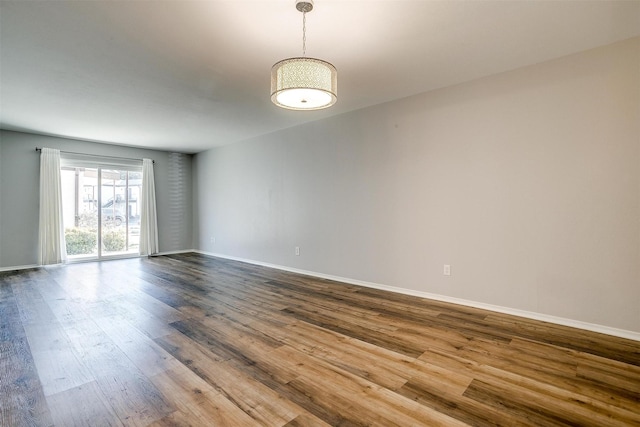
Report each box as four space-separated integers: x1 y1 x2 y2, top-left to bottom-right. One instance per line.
140 158 159 255
38 147 67 265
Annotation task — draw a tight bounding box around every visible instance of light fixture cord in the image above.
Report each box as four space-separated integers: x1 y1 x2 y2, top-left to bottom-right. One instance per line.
302 10 307 56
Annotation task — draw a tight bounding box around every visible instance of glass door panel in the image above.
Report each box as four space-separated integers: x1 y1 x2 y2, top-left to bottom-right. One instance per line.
100 169 139 257
61 167 99 259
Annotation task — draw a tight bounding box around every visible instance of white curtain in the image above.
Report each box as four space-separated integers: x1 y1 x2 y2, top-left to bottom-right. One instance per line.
38 148 67 265
140 158 159 255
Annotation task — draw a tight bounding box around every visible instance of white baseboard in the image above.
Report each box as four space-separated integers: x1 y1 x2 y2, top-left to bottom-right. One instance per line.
194 250 640 342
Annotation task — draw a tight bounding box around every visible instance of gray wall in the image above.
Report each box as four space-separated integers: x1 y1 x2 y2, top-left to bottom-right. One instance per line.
0 130 193 268
194 37 640 333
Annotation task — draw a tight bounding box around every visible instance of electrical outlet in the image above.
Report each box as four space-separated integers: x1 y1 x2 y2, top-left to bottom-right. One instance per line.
210 236 216 244
295 246 300 256
443 264 451 276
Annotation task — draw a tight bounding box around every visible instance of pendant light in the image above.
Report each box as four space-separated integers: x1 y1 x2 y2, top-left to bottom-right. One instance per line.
271 0 337 110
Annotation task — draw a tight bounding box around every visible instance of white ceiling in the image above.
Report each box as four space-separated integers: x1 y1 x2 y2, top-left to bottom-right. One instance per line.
1 1 639 154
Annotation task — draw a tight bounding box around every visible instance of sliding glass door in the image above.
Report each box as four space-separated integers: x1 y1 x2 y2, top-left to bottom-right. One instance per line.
61 164 142 260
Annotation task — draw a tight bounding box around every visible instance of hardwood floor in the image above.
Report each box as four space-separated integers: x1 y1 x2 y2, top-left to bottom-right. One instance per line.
1 253 639 426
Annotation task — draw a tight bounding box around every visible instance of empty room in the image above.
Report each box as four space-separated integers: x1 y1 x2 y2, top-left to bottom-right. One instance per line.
1 0 639 425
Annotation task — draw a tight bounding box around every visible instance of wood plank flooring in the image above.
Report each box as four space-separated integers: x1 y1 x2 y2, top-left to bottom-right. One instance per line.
1 252 639 426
